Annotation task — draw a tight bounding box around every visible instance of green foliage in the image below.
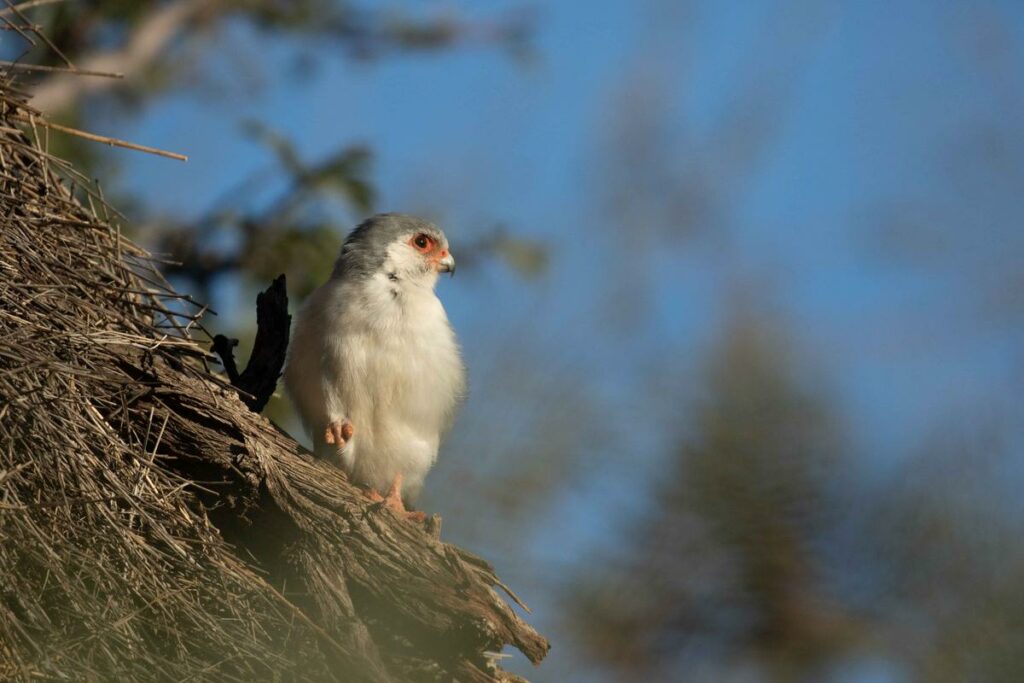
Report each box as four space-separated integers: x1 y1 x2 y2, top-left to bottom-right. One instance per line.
243 121 376 215
242 223 341 299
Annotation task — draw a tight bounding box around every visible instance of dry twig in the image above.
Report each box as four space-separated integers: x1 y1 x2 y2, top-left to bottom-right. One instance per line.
10 113 187 161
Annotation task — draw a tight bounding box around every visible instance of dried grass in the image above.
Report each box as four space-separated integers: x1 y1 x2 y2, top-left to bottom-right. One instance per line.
0 79 330 680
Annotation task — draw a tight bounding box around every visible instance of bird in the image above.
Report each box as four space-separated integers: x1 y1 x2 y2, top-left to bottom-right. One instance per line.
284 213 465 520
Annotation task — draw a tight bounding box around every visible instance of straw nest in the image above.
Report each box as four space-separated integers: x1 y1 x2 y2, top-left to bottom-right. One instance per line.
0 76 547 681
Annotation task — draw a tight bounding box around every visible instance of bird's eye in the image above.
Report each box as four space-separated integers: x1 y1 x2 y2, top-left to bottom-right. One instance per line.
413 233 432 251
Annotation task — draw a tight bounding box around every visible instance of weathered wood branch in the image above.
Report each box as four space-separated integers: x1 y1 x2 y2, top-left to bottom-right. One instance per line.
131 353 549 680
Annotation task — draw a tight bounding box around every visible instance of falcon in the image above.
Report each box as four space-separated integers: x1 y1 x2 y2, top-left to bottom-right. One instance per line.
284 213 465 520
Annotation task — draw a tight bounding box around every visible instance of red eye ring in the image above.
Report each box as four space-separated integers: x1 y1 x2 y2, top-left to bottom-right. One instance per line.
412 233 433 251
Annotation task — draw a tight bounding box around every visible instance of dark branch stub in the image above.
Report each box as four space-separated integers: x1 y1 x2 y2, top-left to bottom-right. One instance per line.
212 274 291 413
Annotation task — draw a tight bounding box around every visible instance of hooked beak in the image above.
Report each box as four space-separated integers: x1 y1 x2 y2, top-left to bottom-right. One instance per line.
437 252 456 277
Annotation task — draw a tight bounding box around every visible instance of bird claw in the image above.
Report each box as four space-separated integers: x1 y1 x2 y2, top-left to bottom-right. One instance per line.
362 475 427 523
324 420 354 447
381 491 425 521
361 486 384 502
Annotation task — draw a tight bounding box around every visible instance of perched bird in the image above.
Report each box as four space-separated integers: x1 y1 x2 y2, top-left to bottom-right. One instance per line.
284 213 465 520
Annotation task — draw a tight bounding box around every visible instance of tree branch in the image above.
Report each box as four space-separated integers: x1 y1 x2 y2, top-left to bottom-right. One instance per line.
31 0 210 113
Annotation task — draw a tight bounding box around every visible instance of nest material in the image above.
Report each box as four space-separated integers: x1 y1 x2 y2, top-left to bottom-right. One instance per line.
0 80 547 681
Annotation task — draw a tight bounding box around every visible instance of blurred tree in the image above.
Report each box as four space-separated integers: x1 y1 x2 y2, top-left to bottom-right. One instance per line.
567 311 862 682
20 0 531 113
865 415 1024 683
566 311 1024 683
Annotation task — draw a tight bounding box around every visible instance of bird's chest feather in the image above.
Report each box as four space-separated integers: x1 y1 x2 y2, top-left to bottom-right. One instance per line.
330 276 462 435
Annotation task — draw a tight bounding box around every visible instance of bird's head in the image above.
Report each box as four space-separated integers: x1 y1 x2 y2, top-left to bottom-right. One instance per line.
333 213 455 286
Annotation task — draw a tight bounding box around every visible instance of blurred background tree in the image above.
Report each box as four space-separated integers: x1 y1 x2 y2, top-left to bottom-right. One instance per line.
569 311 861 681
6 1 1024 681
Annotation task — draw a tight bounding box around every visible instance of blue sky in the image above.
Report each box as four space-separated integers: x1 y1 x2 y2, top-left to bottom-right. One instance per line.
109 1 1024 679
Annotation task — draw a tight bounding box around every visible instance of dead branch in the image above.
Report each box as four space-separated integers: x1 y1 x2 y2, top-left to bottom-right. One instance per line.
10 113 188 160
212 274 291 413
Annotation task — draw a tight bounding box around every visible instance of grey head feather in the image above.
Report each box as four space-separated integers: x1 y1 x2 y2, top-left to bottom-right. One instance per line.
331 213 445 281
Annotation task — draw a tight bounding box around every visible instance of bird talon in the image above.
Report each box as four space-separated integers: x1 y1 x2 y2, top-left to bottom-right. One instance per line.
351 473 428 523
361 486 385 502
382 494 427 522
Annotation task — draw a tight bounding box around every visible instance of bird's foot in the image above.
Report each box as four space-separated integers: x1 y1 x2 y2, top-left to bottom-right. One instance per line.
361 487 384 502
383 490 427 523
324 419 354 447
363 473 427 522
